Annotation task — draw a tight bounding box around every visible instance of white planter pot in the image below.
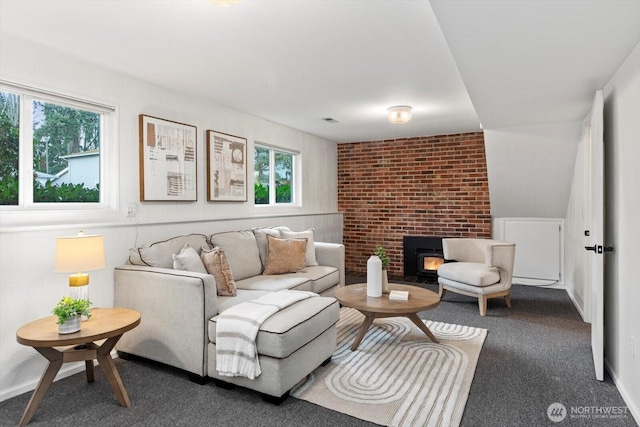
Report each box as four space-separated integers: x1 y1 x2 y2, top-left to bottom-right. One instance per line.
58 315 81 334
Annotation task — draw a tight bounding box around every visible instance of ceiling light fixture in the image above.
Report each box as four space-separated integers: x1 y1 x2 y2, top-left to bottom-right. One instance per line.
387 105 412 124
209 0 242 6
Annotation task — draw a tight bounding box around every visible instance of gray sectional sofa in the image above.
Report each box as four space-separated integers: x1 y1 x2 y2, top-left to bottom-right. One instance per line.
114 227 344 400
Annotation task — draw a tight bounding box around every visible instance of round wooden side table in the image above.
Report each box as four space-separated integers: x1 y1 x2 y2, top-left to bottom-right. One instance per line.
16 307 141 426
335 283 440 350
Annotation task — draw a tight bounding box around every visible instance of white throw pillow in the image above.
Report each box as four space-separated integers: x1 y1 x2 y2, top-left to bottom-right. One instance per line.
172 244 208 274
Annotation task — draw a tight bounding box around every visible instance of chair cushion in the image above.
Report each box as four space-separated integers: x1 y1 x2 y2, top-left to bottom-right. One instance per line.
209 296 339 359
437 262 500 287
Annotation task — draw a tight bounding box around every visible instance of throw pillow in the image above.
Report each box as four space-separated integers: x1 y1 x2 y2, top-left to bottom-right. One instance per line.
263 235 307 275
201 246 237 296
280 228 318 267
172 244 208 274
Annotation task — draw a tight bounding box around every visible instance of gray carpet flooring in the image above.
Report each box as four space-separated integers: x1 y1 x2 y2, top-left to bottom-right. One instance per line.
1 278 636 427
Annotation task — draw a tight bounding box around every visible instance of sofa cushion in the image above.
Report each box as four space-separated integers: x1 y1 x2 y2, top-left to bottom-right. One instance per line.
263 235 307 275
201 247 237 296
172 244 208 274
437 262 500 287
217 289 271 314
281 228 319 267
135 234 208 268
209 296 339 358
210 230 262 281
293 265 339 294
234 274 312 292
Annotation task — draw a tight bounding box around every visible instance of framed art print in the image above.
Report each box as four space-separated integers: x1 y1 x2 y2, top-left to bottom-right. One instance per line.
206 130 247 202
139 115 197 202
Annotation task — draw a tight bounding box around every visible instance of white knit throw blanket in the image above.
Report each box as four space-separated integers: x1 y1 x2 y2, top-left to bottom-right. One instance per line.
215 290 317 379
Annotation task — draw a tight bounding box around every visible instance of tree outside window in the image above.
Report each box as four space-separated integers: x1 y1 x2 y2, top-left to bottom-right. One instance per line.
254 144 295 205
0 88 104 206
0 91 19 205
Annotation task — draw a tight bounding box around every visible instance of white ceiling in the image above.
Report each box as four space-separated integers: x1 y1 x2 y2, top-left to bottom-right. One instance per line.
1 0 639 143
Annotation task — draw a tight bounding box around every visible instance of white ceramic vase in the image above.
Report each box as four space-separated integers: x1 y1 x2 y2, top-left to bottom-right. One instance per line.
58 315 81 334
367 255 382 297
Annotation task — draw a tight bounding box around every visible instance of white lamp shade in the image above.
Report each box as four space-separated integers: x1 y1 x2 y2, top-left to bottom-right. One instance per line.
55 234 106 273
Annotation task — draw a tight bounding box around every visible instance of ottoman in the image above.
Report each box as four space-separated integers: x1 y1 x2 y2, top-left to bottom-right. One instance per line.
207 296 339 402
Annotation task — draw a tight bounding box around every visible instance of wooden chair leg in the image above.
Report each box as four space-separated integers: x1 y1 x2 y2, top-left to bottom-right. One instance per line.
438 284 446 299
479 296 487 316
504 293 512 308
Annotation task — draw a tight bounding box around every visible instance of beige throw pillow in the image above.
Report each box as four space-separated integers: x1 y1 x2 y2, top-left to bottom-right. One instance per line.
201 247 237 296
281 228 318 267
263 235 307 275
172 244 208 274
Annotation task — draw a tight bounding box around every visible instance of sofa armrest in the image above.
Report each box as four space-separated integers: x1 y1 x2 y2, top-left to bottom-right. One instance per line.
314 242 345 287
114 265 217 377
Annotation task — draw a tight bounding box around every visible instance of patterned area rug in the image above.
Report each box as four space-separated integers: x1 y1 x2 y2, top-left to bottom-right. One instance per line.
291 308 487 427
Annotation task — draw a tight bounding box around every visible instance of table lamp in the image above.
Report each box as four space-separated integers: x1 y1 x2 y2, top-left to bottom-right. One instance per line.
55 231 106 311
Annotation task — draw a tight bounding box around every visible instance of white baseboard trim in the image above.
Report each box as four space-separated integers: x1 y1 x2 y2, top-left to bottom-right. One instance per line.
565 286 587 321
605 358 640 425
0 362 85 402
0 350 120 403
513 277 565 290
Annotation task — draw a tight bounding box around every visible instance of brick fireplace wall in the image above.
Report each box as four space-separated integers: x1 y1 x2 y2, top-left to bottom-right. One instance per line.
337 131 491 276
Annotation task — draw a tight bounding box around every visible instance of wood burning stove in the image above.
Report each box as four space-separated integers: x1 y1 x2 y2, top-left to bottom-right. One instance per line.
403 236 445 279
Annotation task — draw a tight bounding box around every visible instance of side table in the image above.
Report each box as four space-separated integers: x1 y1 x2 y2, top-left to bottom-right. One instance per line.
16 307 141 426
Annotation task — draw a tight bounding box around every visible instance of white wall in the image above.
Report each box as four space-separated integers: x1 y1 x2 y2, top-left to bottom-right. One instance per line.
602 41 640 422
484 121 582 218
0 32 341 401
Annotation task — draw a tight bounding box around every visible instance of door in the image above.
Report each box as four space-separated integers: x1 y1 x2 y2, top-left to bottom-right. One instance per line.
584 90 604 381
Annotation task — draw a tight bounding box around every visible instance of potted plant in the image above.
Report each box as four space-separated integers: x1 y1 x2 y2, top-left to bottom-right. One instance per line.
52 297 91 334
374 245 390 293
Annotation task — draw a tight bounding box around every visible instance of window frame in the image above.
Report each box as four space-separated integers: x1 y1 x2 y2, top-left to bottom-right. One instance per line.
253 142 299 207
0 81 117 213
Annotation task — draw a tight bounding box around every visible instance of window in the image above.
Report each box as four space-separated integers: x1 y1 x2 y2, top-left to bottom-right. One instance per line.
254 144 297 205
0 83 114 209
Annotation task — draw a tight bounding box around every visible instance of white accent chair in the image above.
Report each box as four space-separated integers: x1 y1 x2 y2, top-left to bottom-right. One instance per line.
437 239 516 316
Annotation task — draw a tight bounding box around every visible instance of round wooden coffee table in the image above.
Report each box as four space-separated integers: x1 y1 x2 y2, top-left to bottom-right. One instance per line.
335 283 440 350
16 307 141 426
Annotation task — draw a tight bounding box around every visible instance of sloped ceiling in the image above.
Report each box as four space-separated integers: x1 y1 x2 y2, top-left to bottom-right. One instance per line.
2 1 637 144
429 0 640 130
